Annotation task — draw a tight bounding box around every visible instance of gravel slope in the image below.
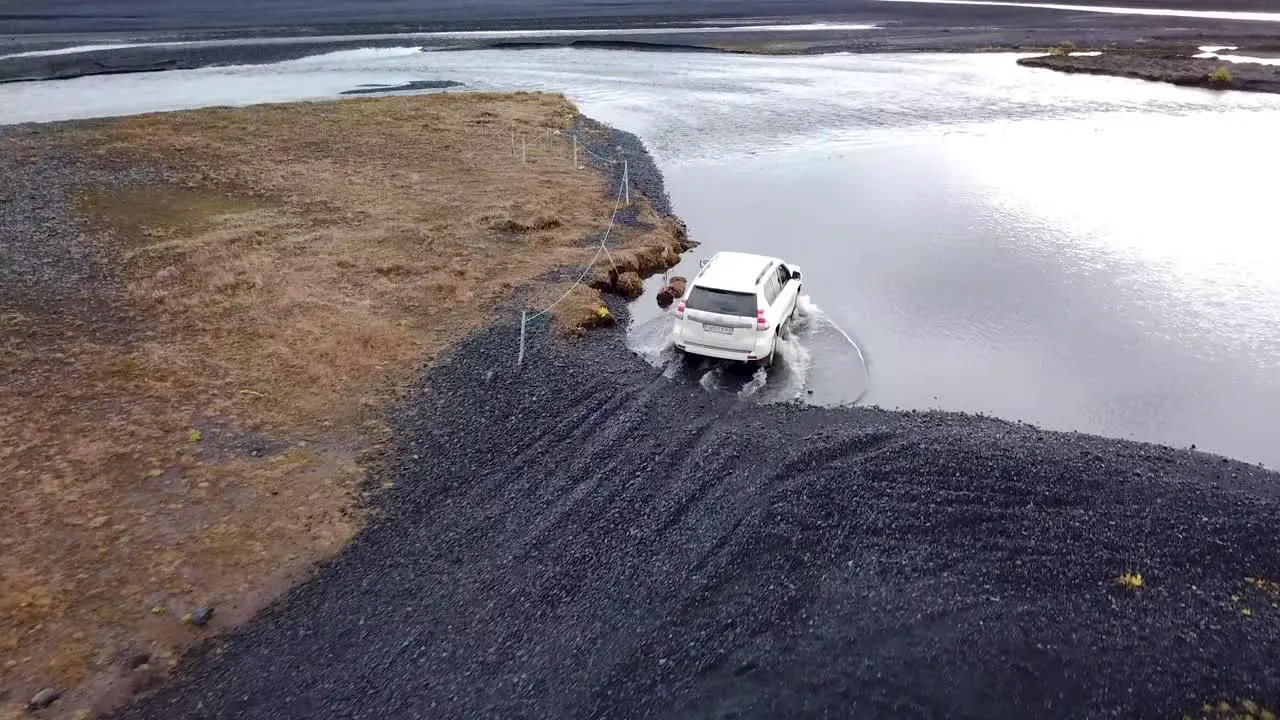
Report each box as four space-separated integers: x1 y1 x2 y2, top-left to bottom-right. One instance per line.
112 295 1280 719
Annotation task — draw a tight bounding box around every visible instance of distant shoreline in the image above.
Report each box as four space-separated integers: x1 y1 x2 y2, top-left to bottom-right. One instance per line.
1018 49 1280 94
4 0 1280 85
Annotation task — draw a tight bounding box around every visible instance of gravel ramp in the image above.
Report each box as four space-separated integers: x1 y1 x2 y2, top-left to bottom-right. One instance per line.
113 299 1280 719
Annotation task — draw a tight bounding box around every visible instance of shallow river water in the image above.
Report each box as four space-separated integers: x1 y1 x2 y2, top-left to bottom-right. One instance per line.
4 47 1279 466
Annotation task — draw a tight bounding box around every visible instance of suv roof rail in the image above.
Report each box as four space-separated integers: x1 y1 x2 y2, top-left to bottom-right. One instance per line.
752 261 773 287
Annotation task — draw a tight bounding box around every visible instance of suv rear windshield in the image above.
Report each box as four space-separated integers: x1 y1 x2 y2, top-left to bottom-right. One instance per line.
686 287 757 317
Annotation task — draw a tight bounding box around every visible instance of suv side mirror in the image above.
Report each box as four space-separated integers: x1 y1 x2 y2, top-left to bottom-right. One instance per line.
792 269 802 280
699 258 711 268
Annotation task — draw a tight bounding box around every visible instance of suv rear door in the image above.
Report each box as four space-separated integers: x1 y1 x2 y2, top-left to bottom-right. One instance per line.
773 263 801 318
681 285 759 352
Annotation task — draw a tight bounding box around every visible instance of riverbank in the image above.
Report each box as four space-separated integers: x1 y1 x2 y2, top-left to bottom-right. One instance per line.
112 275 1280 719
1019 48 1280 93
4 0 1280 84
0 93 688 719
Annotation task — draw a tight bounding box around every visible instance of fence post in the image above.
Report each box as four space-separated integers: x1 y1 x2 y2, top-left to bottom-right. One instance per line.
522 137 527 164
623 159 630 205
518 312 527 366
573 135 578 168
511 127 515 157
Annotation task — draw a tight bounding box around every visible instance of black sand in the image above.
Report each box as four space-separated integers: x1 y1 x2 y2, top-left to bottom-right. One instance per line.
111 283 1280 720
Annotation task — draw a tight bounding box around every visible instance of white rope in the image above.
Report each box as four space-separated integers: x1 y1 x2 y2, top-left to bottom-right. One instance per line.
572 134 616 164
525 167 628 322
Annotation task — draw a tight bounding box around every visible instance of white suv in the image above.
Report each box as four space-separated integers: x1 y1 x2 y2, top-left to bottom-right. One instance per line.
670 251 803 367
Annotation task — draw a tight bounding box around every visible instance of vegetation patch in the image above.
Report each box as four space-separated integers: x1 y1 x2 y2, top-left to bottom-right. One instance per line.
1186 699 1277 720
1048 40 1078 56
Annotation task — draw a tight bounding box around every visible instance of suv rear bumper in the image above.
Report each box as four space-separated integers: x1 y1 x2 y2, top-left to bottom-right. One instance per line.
672 331 776 364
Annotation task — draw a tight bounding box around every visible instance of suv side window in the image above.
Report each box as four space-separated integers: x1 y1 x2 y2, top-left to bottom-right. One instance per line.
776 265 790 288
763 268 780 305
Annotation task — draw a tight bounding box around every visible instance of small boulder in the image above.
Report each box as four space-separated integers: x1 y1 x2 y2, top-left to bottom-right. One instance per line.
656 276 688 309
614 271 643 299
191 606 214 627
28 688 60 710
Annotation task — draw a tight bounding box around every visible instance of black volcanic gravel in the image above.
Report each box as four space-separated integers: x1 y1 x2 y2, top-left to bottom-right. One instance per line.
112 297 1280 719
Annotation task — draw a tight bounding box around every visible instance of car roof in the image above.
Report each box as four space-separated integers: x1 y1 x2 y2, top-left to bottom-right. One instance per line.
693 251 781 294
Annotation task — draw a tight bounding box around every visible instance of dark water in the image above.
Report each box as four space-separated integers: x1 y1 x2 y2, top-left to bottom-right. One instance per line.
3 47 1278 465
653 129 1280 468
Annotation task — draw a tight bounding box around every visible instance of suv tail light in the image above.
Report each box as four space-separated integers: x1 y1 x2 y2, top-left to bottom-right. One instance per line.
756 309 768 331
675 300 686 318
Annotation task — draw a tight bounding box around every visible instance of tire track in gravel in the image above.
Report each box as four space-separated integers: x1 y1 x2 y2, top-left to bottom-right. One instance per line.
113 298 1280 719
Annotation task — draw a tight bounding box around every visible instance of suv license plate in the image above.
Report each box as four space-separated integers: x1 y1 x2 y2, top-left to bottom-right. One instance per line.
703 323 733 335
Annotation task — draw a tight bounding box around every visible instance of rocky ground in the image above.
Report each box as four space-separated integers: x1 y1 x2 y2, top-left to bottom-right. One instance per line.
111 277 1280 720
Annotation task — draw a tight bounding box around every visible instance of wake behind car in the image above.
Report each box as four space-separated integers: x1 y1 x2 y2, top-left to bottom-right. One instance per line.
671 251 802 367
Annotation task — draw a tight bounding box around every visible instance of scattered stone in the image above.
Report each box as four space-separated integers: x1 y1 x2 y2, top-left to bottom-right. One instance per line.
655 276 688 309
190 606 214 627
483 369 495 383
28 688 60 710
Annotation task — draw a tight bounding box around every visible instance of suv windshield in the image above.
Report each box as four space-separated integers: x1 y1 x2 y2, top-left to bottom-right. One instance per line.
686 286 757 317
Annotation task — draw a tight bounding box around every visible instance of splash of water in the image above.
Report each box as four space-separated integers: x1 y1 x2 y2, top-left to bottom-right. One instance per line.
736 367 769 399
629 293 866 405
797 295 868 371
628 312 676 368
699 368 722 392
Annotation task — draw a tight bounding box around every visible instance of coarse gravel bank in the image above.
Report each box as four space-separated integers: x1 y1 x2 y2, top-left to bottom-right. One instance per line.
111 129 1280 719
112 292 1280 720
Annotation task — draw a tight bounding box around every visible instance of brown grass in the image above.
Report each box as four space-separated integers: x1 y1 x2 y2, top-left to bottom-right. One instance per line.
533 283 616 334
1187 699 1278 720
1247 577 1280 603
0 92 683 718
